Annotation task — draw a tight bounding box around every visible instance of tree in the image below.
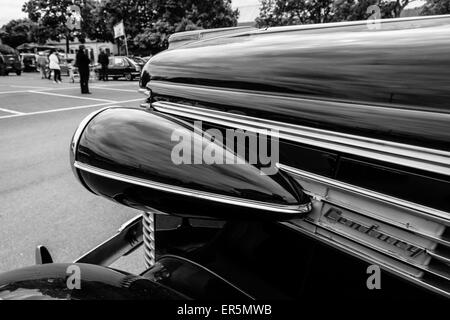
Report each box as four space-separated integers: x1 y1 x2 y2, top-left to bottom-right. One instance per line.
255 0 335 27
332 0 380 21
0 18 50 47
381 0 416 18
421 0 450 15
22 0 98 49
257 0 418 27
97 0 238 55
138 0 238 53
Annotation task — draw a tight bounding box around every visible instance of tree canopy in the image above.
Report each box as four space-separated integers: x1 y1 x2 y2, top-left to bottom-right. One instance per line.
256 0 335 27
0 18 49 47
256 0 422 27
95 0 239 55
421 0 450 15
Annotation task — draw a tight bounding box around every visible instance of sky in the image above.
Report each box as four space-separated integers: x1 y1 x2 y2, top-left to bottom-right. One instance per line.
0 0 27 27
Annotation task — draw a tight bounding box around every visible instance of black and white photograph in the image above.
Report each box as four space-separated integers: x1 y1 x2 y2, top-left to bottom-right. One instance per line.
0 0 448 310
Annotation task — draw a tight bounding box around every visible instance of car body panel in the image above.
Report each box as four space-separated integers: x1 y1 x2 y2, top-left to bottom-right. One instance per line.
71 107 311 220
136 16 450 297
141 16 450 151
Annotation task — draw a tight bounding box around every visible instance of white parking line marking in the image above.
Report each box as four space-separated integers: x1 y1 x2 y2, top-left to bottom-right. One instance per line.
11 85 51 89
94 83 137 87
0 107 25 115
0 84 137 95
91 86 137 92
29 90 117 103
0 87 77 95
0 98 142 120
0 90 32 95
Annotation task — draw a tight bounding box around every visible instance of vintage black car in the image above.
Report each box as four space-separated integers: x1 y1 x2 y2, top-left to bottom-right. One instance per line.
94 56 141 81
0 44 22 76
0 15 449 301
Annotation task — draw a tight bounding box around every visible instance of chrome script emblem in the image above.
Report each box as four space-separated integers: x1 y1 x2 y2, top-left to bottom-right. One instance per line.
325 208 423 257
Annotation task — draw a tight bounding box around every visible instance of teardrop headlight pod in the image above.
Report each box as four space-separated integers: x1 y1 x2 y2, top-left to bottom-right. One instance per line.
70 107 311 220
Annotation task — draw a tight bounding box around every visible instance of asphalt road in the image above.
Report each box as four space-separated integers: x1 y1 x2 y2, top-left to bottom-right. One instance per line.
0 72 148 273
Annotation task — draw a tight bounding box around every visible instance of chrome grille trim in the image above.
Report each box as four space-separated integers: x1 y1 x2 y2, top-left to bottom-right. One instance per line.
152 100 450 296
152 100 450 176
317 198 449 247
275 164 449 296
315 219 449 281
428 250 450 265
277 164 449 226
280 220 450 298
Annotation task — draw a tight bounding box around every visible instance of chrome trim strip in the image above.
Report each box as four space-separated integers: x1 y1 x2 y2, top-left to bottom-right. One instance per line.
427 250 450 265
152 100 450 176
74 161 312 215
277 163 450 226
280 221 450 298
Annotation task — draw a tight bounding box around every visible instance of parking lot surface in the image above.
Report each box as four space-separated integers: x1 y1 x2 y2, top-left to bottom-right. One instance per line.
0 72 147 272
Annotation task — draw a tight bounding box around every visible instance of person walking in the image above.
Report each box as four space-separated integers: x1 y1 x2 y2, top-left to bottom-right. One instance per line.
48 49 61 84
37 52 49 79
75 45 91 94
98 49 109 81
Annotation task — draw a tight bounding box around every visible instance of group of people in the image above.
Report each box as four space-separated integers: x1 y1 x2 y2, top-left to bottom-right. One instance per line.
36 49 62 83
35 45 110 94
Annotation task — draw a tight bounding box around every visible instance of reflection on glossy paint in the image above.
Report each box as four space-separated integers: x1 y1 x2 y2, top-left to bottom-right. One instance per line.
141 16 450 151
76 108 308 206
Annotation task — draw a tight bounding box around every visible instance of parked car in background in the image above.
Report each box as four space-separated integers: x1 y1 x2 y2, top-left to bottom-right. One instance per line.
0 44 22 76
94 56 141 81
20 53 37 72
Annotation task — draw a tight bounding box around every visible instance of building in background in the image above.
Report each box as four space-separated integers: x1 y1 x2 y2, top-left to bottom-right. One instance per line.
46 38 117 63
233 0 260 26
